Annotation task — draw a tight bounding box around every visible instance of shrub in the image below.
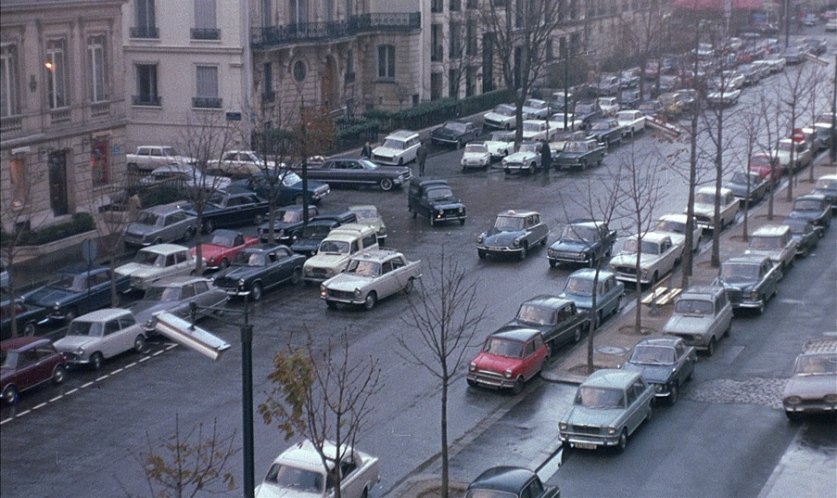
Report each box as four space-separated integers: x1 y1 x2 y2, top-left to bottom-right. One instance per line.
9 213 96 246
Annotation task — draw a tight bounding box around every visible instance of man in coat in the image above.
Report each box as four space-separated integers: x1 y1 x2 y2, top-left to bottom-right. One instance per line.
541 139 551 174
417 141 428 176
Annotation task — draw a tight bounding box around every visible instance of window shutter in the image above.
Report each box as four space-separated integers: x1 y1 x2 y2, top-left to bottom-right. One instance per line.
196 66 218 97
195 0 216 29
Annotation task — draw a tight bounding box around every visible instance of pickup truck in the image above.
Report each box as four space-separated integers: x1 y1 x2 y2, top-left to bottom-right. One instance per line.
555 139 606 171
547 220 617 268
126 146 196 174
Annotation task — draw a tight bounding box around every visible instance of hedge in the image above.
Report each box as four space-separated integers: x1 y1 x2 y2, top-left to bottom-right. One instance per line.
3 213 96 246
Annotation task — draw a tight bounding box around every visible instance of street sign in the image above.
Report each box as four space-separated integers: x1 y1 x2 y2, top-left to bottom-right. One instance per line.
80 238 97 264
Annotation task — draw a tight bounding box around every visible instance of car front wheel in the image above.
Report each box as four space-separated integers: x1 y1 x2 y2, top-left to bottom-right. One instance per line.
3 385 19 405
134 335 146 353
617 429 628 452
380 178 394 191
52 365 67 385
251 282 263 302
90 352 104 370
363 292 377 311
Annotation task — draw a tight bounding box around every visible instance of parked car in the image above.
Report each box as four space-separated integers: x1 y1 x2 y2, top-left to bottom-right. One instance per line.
1 337 67 404
609 233 680 286
460 142 492 170
775 138 812 173
465 466 560 498
572 101 600 127
213 245 305 301
615 109 646 137
788 194 831 235
652 214 702 254
745 224 798 271
407 178 467 226
555 138 606 171
502 142 543 174
254 439 380 498
132 276 227 332
549 112 585 131
303 224 379 284
257 205 319 244
53 308 146 370
1 295 49 340
205 150 277 179
123 203 197 248
782 217 818 257
483 103 521 130
690 186 740 232
591 74 620 96
182 187 269 234
559 269 624 325
521 120 559 142
348 205 388 244
320 249 421 310
305 158 411 191
782 351 837 421
484 131 515 160
290 211 359 257
142 164 231 193
663 286 733 355
706 88 741 107
812 174 837 210
191 230 259 271
231 170 330 206
748 152 782 184
467 327 550 393
587 118 624 148
559 369 654 451
501 295 590 353
547 220 617 268
477 210 549 260
596 96 620 116
715 255 781 315
24 265 130 323
430 120 479 147
371 129 421 165
622 336 696 404
725 171 770 205
116 244 196 291
522 98 550 119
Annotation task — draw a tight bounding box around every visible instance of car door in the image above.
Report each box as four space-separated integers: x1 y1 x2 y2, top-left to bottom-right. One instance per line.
15 348 44 391
86 272 112 313
626 380 648 432
377 259 398 298
167 211 190 241
521 338 540 380
173 250 193 277
263 251 284 287
99 318 125 358
194 279 226 311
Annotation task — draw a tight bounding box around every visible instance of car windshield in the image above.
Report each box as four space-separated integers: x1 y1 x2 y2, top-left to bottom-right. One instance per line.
721 262 760 281
444 121 469 132
694 192 716 204
621 238 660 254
465 490 518 498
301 224 333 238
749 236 782 250
280 210 302 223
630 345 676 365
493 216 524 231
519 143 539 153
590 121 611 130
465 144 487 153
382 138 407 150
427 188 454 201
749 155 773 167
563 142 589 153
493 105 514 116
782 219 808 234
210 233 237 247
731 172 755 184
525 100 546 109
515 304 556 326
135 251 165 267
793 199 822 211
282 172 303 186
777 141 793 152
318 240 350 254
561 225 597 243
564 276 596 295
522 122 543 131
575 386 625 409
793 354 837 375
143 285 182 302
351 207 378 220
356 159 378 170
52 274 86 292
207 193 226 207
135 212 160 226
655 219 686 234
483 337 524 358
234 251 265 266
674 299 713 315
67 320 103 337
263 463 324 494
346 260 381 277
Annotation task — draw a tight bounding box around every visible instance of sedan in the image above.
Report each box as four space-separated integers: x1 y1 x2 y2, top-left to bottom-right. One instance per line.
122 202 197 247
559 269 624 326
319 250 421 310
716 255 781 314
23 265 130 323
213 245 305 301
231 170 330 206
304 158 411 192
622 336 696 404
429 120 479 147
783 217 819 258
191 230 259 271
465 467 560 498
782 351 837 421
1 297 49 340
788 194 831 235
748 152 782 184
1 337 67 404
477 210 549 260
131 276 228 332
725 171 770 205
257 205 319 244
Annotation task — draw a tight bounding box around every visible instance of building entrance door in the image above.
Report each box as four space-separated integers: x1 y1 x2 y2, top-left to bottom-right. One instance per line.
48 150 69 216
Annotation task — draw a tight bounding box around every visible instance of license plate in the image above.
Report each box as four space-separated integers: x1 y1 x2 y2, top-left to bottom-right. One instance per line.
574 442 597 450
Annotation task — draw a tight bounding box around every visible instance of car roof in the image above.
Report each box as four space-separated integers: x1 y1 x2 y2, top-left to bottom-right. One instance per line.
468 466 537 492
312 211 355 221
272 440 344 472
634 336 683 349
490 327 543 342
58 263 108 275
627 232 670 244
817 174 837 182
350 249 404 263
385 129 419 140
497 209 539 218
679 285 725 299
521 294 574 310
148 276 213 287
0 336 52 351
218 185 257 196
583 368 640 388
724 254 770 265
139 243 190 255
659 213 689 223
329 223 375 235
696 185 733 195
751 224 790 237
410 177 448 188
143 203 189 216
244 244 288 253
348 205 378 212
568 268 617 280
74 308 133 322
794 193 827 202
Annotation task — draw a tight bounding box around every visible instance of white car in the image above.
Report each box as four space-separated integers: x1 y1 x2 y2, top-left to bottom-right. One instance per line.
652 214 701 254
774 138 813 173
597 97 620 116
502 142 542 174
347 205 387 244
521 119 559 142
371 130 420 166
206 150 278 178
484 131 515 160
303 224 379 283
707 88 741 107
609 233 680 285
522 98 549 119
53 308 146 370
549 113 584 131
461 142 492 170
615 110 646 137
483 103 520 130
254 439 380 498
115 244 196 291
320 249 422 310
689 186 740 232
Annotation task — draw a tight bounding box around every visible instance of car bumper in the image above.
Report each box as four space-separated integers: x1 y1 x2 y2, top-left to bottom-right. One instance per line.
559 432 620 449
60 352 93 365
548 252 592 265
432 136 462 145
467 373 517 390
665 332 712 349
477 244 524 255
783 400 837 415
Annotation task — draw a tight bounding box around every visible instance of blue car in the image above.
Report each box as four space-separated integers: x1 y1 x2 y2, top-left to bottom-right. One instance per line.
22 264 130 324
559 268 624 325
231 170 330 206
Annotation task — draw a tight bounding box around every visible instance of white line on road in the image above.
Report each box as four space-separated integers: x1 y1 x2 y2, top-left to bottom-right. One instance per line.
32 402 47 410
15 410 30 417
49 395 63 403
65 388 78 395
124 362 136 369
80 382 94 389
96 375 109 382
138 356 150 362
111 368 124 374
0 418 12 426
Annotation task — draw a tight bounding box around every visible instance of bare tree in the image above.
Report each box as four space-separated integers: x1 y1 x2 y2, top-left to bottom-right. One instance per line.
396 252 486 498
125 414 239 498
479 0 563 145
90 179 137 307
805 63 829 183
776 62 817 202
756 88 784 220
258 331 381 498
733 102 766 241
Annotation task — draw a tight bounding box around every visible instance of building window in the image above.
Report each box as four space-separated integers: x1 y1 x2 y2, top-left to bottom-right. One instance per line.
466 20 477 56
192 0 220 40
345 49 355 84
292 60 306 82
289 0 309 25
466 66 476 97
91 138 110 186
194 65 221 108
449 22 462 58
45 39 68 109
134 64 160 105
10 157 26 209
88 36 108 102
450 0 461 11
378 45 395 80
1 44 19 118
449 68 459 98
132 0 159 38
431 0 443 13
262 62 274 101
431 25 442 62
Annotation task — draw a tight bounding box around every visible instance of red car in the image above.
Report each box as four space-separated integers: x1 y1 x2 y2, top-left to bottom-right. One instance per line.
467 328 549 394
748 152 782 184
1 337 67 404
190 229 258 270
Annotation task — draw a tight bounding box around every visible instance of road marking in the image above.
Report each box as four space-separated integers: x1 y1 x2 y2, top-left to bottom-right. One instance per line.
139 356 151 363
65 388 78 395
49 395 63 403
15 410 30 417
111 368 124 374
0 418 12 426
96 375 109 382
152 350 164 356
124 362 136 369
536 446 563 483
32 402 48 410
80 381 95 389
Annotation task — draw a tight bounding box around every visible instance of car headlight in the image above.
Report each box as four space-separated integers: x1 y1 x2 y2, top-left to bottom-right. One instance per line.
784 396 801 406
641 269 649 277
459 207 465 214
513 238 521 248
208 257 217 264
238 278 245 287
750 290 760 300
504 368 513 379
76 346 85 355
320 286 327 298
145 319 154 328
607 426 618 435
559 422 568 431
477 234 485 243
54 303 61 310
354 288 362 297
469 362 476 372
824 394 837 404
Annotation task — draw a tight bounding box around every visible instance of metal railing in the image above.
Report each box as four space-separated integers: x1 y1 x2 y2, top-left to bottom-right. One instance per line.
191 28 221 40
192 97 223 109
252 12 420 48
132 95 162 106
130 26 159 39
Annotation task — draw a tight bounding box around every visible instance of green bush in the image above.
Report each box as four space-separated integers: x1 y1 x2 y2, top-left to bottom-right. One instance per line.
9 213 96 246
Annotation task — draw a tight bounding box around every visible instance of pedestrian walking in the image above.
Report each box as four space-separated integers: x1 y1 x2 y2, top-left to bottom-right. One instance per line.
540 139 552 174
360 141 372 159
128 189 142 221
416 141 428 176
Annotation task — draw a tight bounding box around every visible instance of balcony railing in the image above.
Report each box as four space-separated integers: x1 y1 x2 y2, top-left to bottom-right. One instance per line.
50 108 71 125
1 115 23 133
252 12 420 48
130 26 159 39
90 101 111 117
132 95 162 106
191 28 221 40
193 97 223 109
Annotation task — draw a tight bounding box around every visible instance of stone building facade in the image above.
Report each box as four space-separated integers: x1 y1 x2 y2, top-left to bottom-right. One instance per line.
0 0 128 234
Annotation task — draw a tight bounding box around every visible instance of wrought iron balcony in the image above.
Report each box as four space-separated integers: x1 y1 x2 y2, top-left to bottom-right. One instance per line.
252 12 420 49
261 91 276 103
132 95 162 106
130 26 159 39
192 97 223 109
191 28 221 40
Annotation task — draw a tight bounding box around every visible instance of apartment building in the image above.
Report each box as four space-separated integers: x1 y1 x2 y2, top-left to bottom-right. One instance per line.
0 0 128 233
121 0 253 149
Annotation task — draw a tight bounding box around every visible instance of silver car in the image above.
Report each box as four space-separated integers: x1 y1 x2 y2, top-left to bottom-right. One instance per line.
663 286 733 356
123 203 197 247
53 308 146 370
782 351 837 421
131 276 227 332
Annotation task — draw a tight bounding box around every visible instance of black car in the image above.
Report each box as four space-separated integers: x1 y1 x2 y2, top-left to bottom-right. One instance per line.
622 336 697 404
587 118 624 148
716 255 781 314
502 295 590 354
429 120 480 148
572 101 600 128
22 264 130 323
304 158 412 192
466 466 560 498
407 178 467 226
1 295 49 340
802 37 827 56
183 187 269 234
290 211 358 257
213 245 305 301
725 171 770 205
257 205 319 244
230 170 330 206
782 217 818 258
788 194 831 236
812 174 837 211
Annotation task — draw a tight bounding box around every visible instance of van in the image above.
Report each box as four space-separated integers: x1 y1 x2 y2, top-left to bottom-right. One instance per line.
371 130 421 165
302 223 379 283
746 224 797 271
